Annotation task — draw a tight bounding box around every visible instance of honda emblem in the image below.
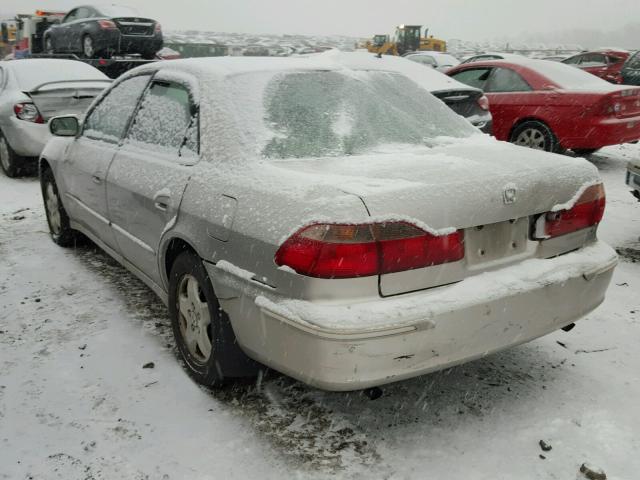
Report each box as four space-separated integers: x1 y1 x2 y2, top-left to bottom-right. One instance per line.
503 185 517 204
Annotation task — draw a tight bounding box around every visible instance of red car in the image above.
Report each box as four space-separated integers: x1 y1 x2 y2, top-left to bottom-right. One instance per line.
562 50 630 84
447 58 640 155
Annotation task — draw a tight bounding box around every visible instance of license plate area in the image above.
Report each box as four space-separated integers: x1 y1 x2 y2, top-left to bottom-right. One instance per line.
465 218 529 266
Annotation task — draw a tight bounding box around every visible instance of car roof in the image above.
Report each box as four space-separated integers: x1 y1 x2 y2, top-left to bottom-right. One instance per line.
132 50 478 93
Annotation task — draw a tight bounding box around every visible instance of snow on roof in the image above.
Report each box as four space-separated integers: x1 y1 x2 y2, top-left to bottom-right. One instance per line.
140 50 475 93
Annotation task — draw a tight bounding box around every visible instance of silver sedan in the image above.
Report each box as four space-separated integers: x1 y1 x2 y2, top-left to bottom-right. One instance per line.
0 59 110 177
40 52 617 391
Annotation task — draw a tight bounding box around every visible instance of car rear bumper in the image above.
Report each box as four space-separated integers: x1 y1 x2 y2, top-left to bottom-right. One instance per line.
563 114 640 149
210 240 617 391
3 117 50 158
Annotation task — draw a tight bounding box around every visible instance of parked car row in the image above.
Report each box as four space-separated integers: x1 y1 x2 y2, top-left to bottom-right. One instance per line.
0 48 631 392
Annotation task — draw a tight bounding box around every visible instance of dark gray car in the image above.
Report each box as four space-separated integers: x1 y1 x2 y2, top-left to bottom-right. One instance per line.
44 4 163 59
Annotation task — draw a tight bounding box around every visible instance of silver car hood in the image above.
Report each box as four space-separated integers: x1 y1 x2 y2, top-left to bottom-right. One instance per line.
268 137 601 231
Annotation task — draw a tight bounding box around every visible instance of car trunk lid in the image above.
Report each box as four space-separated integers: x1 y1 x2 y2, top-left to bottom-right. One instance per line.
26 81 109 121
113 17 156 36
271 137 601 295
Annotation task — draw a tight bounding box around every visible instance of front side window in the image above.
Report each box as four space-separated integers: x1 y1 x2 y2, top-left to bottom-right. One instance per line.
485 67 532 93
580 54 606 66
84 75 150 143
563 55 582 65
451 68 492 90
125 81 197 157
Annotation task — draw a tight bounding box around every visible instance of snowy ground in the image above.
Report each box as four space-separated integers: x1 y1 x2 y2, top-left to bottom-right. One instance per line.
0 145 639 479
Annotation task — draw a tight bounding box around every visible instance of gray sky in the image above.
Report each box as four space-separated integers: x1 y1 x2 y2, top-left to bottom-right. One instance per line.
2 0 639 41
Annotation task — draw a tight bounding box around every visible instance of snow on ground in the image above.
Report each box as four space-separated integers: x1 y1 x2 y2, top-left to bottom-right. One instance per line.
0 145 639 479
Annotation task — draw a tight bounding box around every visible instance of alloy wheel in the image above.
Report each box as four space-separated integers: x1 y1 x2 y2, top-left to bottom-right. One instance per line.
177 274 212 364
44 182 62 235
514 128 546 150
83 36 95 58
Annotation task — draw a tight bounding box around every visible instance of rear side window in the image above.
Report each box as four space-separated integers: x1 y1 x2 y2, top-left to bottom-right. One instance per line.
84 74 150 143
125 81 198 158
485 67 532 93
450 68 492 89
580 53 607 66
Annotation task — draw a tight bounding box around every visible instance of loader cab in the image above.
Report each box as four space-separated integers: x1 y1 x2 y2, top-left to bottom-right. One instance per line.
395 25 422 56
373 34 389 48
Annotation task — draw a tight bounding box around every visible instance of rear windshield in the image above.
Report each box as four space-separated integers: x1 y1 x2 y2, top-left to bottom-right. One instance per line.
96 5 140 17
10 60 108 91
227 70 477 160
530 60 613 90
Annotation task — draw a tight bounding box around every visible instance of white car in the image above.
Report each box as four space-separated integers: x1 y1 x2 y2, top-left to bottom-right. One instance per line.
404 51 461 72
0 59 110 177
40 52 617 391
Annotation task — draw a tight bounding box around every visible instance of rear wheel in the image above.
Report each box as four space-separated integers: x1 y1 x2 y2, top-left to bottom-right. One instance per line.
169 251 259 387
41 167 79 247
0 132 21 178
83 35 96 58
510 120 561 153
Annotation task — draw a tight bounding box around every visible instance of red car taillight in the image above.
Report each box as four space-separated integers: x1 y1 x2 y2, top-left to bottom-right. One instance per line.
477 95 490 111
14 103 44 124
98 19 117 30
534 184 606 240
275 222 465 278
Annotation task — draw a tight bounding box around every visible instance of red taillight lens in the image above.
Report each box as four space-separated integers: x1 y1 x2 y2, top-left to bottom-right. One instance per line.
534 184 606 239
98 19 117 29
477 95 490 111
275 222 464 279
14 103 44 124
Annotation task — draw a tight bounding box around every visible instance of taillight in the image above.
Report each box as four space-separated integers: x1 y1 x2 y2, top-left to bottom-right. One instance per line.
275 222 465 279
533 184 606 240
98 19 117 29
155 22 162 33
477 95 490 111
14 103 44 124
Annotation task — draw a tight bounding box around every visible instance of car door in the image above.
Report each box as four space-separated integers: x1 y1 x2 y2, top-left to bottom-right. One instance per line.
59 74 151 250
55 9 78 52
106 76 199 286
68 7 92 53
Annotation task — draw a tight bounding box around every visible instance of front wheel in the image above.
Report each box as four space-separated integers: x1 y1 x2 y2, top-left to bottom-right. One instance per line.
510 120 561 153
41 167 79 247
168 252 259 387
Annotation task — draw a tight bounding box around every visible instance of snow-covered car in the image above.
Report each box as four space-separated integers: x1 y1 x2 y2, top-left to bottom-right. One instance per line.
461 52 525 64
627 159 640 201
39 52 617 391
0 59 110 177
404 51 461 72
383 54 492 133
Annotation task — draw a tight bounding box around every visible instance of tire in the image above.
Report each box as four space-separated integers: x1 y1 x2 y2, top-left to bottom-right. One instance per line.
82 35 96 58
44 36 54 54
572 148 600 157
168 251 259 387
0 132 22 178
141 50 158 60
509 120 561 153
40 167 79 247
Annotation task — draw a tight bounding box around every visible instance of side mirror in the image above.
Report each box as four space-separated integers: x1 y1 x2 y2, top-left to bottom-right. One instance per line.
49 115 80 137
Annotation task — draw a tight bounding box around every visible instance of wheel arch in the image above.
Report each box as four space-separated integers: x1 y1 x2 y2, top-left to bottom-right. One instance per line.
161 235 201 288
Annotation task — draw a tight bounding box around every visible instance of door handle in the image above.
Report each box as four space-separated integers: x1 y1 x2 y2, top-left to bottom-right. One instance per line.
153 192 171 212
